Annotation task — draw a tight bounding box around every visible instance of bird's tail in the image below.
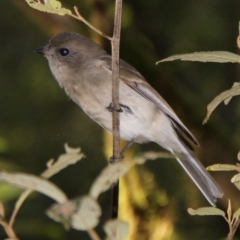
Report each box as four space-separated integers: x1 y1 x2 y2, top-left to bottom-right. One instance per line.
169 146 223 206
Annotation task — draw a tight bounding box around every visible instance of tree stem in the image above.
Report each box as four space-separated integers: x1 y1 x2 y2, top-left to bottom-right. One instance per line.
110 0 122 219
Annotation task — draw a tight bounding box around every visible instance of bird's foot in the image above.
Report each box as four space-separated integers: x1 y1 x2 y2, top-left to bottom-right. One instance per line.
109 154 124 164
106 103 123 112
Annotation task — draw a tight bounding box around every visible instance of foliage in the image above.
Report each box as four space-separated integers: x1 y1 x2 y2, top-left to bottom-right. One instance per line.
157 22 240 240
0 144 169 239
1 0 240 239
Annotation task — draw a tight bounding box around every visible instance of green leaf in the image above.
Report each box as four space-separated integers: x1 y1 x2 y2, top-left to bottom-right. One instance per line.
231 173 240 190
157 51 240 64
188 207 225 216
203 83 240 124
233 208 240 218
26 0 72 16
207 164 238 171
0 172 67 203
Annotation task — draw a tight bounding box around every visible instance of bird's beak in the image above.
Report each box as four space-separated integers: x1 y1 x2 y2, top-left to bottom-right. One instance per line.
36 47 45 54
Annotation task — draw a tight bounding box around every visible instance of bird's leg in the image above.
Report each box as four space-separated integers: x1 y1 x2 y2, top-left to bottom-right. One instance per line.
110 138 135 163
106 102 123 112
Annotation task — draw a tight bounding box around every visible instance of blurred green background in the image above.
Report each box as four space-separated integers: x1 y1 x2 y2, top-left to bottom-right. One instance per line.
1 0 240 239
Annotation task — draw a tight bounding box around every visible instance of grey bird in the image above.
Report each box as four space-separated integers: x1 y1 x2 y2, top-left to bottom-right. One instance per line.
37 31 223 206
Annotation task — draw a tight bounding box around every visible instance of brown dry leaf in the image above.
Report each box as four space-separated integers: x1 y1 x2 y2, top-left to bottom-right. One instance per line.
207 164 238 171
71 196 101 230
188 207 225 216
89 160 134 199
104 219 129 240
0 172 67 203
26 0 72 16
42 143 84 179
157 51 240 64
203 83 240 124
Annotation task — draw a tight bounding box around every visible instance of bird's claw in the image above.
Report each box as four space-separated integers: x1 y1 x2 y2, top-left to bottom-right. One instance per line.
106 103 123 112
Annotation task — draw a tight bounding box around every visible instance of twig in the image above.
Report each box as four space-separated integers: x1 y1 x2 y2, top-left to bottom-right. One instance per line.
110 0 122 219
9 189 33 227
69 7 112 41
226 217 240 240
87 228 102 240
111 0 122 161
0 219 18 239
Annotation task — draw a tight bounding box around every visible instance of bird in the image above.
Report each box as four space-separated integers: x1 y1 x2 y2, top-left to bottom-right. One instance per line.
36 31 223 206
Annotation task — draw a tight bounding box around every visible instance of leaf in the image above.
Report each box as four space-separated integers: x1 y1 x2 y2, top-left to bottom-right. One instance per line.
224 82 240 105
47 196 101 230
231 173 240 190
0 201 4 218
42 143 85 179
233 208 240 218
71 196 101 230
26 0 72 16
104 219 129 240
143 151 174 161
203 83 240 124
207 164 238 171
46 200 77 230
89 160 134 199
157 51 240 64
188 207 225 216
0 172 67 203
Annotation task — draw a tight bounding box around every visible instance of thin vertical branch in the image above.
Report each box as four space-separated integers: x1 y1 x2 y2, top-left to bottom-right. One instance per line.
111 0 122 160
110 0 122 219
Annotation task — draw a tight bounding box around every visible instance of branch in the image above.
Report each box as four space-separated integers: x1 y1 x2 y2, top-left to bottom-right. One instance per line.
111 0 122 161
109 0 122 219
226 217 240 240
69 6 112 41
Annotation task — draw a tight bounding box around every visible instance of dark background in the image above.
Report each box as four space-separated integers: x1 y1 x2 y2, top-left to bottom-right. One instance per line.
0 0 240 239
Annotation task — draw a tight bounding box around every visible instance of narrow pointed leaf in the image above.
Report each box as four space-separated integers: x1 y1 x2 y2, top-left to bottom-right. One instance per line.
207 164 238 171
233 208 240 218
188 207 225 216
231 173 240 190
157 51 240 64
224 82 240 105
0 172 67 203
203 83 240 124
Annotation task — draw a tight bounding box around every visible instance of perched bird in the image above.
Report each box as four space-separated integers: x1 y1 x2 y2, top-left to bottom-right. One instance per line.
37 31 223 206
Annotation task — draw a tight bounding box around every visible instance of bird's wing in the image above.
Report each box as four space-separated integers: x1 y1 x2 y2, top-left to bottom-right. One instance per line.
100 55 199 148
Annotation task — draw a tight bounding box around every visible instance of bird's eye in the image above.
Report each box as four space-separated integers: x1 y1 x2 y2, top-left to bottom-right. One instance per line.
59 48 69 56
